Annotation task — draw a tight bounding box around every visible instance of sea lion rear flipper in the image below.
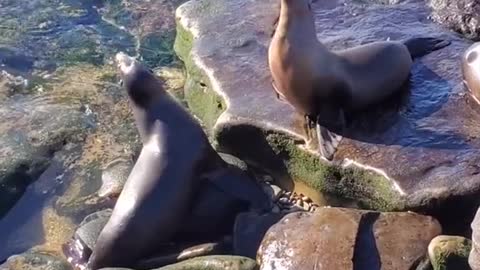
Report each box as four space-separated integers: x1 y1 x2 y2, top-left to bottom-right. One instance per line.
316 124 343 161
403 37 451 59
315 110 345 161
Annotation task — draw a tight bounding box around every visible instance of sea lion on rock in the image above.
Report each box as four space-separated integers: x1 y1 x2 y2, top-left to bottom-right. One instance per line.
87 53 228 270
268 0 450 161
462 42 480 105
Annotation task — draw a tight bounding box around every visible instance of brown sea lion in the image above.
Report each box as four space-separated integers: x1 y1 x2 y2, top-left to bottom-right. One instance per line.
268 0 450 161
462 42 480 105
87 52 227 270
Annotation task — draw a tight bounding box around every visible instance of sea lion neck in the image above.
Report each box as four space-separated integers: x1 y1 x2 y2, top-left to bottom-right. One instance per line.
277 0 317 42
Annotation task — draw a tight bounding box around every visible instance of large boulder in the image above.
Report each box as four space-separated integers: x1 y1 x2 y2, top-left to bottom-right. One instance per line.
257 207 441 270
429 0 480 40
174 0 480 214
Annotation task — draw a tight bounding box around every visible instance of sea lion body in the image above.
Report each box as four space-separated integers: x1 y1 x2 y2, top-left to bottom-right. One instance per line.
268 0 449 160
88 53 223 269
462 42 480 104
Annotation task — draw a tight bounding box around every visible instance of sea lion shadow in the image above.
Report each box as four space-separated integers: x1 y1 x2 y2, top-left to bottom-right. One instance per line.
342 62 470 150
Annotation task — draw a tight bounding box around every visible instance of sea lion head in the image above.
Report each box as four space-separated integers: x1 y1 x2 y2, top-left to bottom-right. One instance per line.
115 52 163 107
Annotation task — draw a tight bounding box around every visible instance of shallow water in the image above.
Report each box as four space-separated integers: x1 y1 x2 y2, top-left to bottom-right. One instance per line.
0 0 186 262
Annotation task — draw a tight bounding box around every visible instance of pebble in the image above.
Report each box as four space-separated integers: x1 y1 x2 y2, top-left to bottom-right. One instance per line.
260 181 321 213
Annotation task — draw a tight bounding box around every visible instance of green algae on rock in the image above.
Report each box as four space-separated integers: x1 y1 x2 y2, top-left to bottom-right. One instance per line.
428 235 472 270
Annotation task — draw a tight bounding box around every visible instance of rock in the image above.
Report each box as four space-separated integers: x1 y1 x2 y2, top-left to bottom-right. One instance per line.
0 251 72 270
98 158 134 198
257 207 441 270
99 256 257 270
175 0 480 214
428 235 471 270
233 212 286 259
0 96 88 218
429 0 480 40
155 255 258 270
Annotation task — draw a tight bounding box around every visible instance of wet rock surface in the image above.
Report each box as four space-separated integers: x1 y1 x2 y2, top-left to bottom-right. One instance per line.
429 0 480 40
99 255 258 270
257 207 441 270
0 251 72 270
0 0 190 263
428 235 471 270
175 0 480 213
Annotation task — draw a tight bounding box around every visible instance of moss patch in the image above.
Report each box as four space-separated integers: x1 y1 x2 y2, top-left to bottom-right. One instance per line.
173 21 225 133
266 133 405 211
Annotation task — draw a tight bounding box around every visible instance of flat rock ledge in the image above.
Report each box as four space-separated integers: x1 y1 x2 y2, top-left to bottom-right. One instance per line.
174 0 480 211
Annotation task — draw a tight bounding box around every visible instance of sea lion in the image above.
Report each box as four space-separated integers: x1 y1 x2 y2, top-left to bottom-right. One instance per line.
268 0 450 161
462 42 480 105
87 52 227 270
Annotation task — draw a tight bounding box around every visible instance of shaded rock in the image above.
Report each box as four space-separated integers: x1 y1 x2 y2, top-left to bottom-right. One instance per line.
0 251 72 270
233 212 286 259
175 0 480 214
257 207 441 270
428 235 471 270
429 0 480 40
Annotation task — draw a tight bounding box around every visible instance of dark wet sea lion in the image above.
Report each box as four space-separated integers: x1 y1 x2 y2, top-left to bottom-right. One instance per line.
462 42 480 105
87 52 227 270
268 0 450 161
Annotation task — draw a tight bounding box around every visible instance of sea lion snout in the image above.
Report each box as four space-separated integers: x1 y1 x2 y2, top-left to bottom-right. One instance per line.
115 52 135 76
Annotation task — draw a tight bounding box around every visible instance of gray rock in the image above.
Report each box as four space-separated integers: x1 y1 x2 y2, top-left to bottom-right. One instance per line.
100 255 258 270
429 0 480 40
155 255 257 270
1 251 72 270
0 96 88 218
257 207 441 270
174 0 480 214
428 235 471 270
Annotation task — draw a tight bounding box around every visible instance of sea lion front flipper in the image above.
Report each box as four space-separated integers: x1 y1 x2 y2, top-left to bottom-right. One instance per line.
271 80 288 103
315 110 345 161
403 37 451 59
